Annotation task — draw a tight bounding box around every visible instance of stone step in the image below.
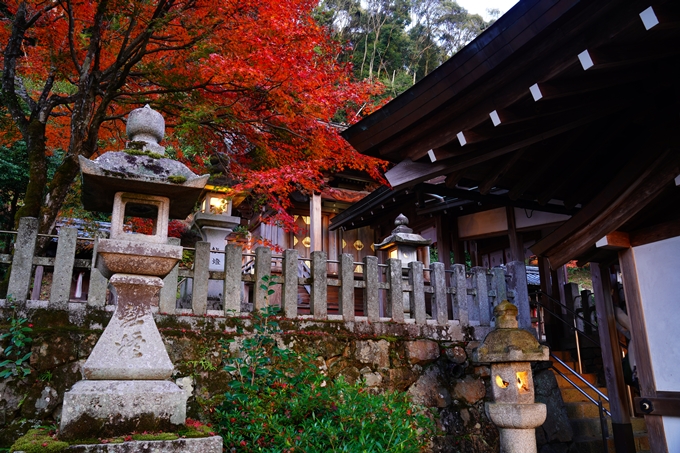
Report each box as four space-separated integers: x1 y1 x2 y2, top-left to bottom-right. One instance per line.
571 417 612 439
551 350 573 361
565 401 610 420
560 386 608 403
555 372 598 389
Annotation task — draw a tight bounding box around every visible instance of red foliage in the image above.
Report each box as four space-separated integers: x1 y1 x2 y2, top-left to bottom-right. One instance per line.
0 0 387 229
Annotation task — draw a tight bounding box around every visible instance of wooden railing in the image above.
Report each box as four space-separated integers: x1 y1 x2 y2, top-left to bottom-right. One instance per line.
0 217 532 330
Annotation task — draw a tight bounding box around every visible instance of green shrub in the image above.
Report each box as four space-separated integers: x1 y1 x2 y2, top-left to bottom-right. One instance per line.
1 299 33 379
215 307 434 452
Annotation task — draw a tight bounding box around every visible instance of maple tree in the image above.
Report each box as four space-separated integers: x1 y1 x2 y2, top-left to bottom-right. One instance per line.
0 0 385 235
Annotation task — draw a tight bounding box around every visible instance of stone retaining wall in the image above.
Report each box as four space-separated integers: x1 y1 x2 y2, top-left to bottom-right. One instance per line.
0 307 572 452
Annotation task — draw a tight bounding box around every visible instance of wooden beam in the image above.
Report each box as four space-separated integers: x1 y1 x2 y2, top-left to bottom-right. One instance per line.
435 214 453 270
478 149 526 195
629 218 680 247
618 249 668 453
595 231 630 250
532 145 680 268
415 183 577 216
384 159 449 190
444 170 465 188
590 263 636 452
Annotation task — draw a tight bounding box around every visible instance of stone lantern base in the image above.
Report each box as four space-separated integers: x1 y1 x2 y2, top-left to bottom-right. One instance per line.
15 436 222 453
486 402 547 453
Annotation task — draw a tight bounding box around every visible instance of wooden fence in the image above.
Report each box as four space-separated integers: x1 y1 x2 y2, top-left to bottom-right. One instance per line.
0 217 532 329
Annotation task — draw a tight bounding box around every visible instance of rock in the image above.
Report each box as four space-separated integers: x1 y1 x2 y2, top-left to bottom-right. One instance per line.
444 345 467 364
405 340 440 365
534 367 573 443
33 386 59 417
407 366 451 408
355 340 390 368
452 375 486 404
363 372 383 387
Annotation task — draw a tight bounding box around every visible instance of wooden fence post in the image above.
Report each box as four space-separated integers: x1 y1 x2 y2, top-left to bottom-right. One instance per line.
7 217 38 304
159 237 181 314
310 250 327 319
472 267 491 326
409 261 426 325
253 246 272 311
88 237 108 307
339 254 355 322
431 262 448 325
50 227 78 310
192 241 210 315
282 249 298 318
452 264 468 327
386 258 403 323
223 244 243 315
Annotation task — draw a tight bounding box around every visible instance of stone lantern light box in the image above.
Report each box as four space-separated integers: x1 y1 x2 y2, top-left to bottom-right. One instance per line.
374 213 431 267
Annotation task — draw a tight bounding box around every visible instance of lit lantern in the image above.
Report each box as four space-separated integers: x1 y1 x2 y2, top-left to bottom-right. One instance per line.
374 214 431 267
473 301 550 453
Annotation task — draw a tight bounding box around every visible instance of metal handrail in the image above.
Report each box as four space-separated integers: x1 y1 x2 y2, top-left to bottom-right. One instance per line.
534 298 601 349
550 353 609 404
531 290 598 332
550 352 610 450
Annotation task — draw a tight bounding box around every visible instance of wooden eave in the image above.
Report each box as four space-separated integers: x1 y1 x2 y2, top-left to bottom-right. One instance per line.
341 0 680 268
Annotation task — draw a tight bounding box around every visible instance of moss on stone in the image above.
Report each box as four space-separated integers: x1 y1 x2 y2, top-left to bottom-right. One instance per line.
10 428 69 453
131 432 179 441
167 175 187 184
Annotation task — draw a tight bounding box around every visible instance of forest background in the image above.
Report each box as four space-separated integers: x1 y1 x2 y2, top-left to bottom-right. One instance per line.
0 0 495 235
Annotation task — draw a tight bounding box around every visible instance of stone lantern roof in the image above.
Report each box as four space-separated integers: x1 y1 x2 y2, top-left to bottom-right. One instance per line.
374 214 432 250
79 105 208 218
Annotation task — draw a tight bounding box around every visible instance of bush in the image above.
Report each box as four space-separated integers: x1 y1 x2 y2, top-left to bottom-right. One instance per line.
215 307 434 452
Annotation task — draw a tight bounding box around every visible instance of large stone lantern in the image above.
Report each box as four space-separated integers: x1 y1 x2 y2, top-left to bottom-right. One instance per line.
58 106 221 450
472 301 550 453
374 214 431 267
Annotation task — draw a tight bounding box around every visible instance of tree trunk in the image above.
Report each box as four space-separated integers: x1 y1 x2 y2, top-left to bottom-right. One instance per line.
15 120 48 226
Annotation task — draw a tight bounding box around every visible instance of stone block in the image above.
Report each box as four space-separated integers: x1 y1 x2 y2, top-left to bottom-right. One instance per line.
453 375 486 404
355 340 390 368
405 340 440 365
60 380 186 440
444 345 467 364
407 366 451 408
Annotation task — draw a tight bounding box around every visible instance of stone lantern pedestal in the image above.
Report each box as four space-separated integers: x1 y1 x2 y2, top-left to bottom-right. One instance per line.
473 301 550 453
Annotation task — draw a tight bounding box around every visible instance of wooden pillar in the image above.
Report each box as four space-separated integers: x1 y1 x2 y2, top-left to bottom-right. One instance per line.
618 248 667 453
538 256 558 347
590 262 636 453
468 240 479 267
310 193 322 252
435 214 452 269
506 206 524 262
451 217 464 266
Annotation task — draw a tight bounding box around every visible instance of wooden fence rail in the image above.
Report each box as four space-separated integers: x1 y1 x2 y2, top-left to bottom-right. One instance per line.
0 217 532 330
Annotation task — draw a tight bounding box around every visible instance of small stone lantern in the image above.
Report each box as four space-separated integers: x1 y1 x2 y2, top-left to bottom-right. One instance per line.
374 214 431 267
191 185 242 305
472 301 549 453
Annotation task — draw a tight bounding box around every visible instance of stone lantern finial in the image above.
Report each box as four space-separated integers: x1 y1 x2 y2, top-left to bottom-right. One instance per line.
495 301 519 329
126 104 166 155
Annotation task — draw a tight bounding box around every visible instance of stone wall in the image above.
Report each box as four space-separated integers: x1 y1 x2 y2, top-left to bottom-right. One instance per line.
0 306 572 452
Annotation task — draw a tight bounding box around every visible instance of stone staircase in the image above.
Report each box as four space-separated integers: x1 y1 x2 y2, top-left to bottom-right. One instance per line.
550 351 650 453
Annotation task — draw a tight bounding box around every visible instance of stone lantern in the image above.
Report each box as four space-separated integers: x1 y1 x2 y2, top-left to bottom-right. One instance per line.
192 185 241 305
58 106 221 450
374 214 431 268
472 301 550 453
